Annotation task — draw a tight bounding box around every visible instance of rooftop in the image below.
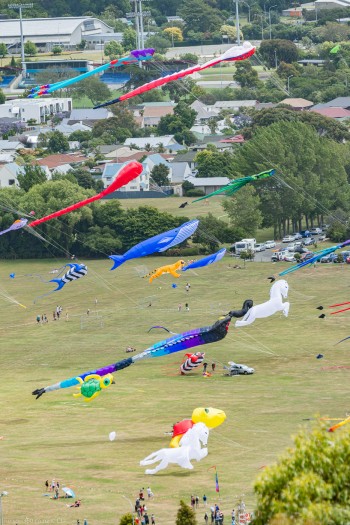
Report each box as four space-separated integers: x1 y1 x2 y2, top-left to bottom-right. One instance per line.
279 98 314 108
0 17 113 38
36 153 88 169
310 107 350 118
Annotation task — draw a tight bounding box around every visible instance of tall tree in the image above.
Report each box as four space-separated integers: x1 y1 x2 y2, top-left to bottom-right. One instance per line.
150 164 170 186
253 425 350 525
176 500 197 525
195 149 236 178
259 39 299 67
223 185 262 237
73 77 111 106
17 165 47 192
47 130 69 153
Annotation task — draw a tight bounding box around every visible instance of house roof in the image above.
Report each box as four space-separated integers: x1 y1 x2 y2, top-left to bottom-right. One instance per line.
219 135 245 143
213 100 257 109
279 98 314 108
190 100 219 119
311 97 350 110
124 136 179 148
168 162 191 183
68 108 111 121
310 107 350 119
143 106 174 118
0 140 22 151
146 153 169 166
186 176 230 187
0 16 113 38
174 151 197 162
36 153 88 169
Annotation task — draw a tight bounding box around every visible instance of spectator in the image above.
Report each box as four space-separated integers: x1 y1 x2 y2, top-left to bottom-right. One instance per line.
36 315 41 324
203 494 207 506
45 480 49 491
204 512 209 524
195 495 199 508
212 362 216 372
185 303 189 311
147 486 153 499
178 303 182 312
151 515 155 525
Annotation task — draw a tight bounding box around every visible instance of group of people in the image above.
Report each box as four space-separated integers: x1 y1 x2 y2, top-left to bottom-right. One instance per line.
178 303 190 311
53 305 63 321
134 488 155 525
126 346 137 353
36 314 48 324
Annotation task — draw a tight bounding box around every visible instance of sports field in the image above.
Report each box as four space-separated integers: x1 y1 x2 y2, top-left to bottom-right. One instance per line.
0 251 349 524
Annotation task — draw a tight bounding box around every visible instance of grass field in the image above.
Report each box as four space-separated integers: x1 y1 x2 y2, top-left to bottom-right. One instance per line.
0 243 349 524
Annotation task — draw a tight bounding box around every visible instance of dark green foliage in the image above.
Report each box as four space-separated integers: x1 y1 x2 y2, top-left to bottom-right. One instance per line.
176 500 197 525
47 131 69 153
17 165 47 192
259 39 299 67
150 164 170 186
192 213 238 250
73 77 112 106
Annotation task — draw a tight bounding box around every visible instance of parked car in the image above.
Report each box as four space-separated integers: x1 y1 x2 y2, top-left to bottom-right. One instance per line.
287 244 298 252
321 253 338 263
284 253 296 262
265 240 276 249
300 230 311 238
224 362 255 375
310 227 322 235
300 252 314 261
254 243 266 252
282 235 295 243
318 234 327 242
292 232 302 240
303 237 316 246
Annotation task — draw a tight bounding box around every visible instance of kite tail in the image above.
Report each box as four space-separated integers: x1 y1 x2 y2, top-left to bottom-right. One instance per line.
33 289 57 304
49 279 66 292
109 255 126 270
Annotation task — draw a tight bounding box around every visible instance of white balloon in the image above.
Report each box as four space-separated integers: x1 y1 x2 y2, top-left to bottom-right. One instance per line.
109 431 117 441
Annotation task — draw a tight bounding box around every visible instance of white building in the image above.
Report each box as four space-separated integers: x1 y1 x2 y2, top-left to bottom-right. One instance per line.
0 98 72 124
101 162 150 192
124 135 185 152
0 162 50 188
0 17 113 50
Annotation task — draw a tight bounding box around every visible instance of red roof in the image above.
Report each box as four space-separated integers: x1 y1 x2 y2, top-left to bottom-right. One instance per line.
311 107 350 119
36 153 88 169
219 135 245 143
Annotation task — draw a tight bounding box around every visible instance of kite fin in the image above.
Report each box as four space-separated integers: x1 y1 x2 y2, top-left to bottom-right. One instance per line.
317 306 324 310
49 279 65 291
319 314 326 319
267 276 276 283
109 255 125 270
32 388 46 399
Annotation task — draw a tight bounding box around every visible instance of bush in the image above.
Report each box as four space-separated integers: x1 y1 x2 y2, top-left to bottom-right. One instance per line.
185 189 206 197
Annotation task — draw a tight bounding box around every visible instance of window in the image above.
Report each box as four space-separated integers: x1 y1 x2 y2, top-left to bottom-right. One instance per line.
8 179 15 185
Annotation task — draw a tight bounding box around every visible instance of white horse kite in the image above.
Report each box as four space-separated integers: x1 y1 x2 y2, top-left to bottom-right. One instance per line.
235 279 290 327
140 422 209 475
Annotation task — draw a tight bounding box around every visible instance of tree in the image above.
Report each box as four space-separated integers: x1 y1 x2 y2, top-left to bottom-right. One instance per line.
179 0 225 33
192 213 237 250
145 34 171 54
47 131 69 153
179 53 199 64
68 167 97 189
253 425 350 525
73 77 111 106
176 500 197 525
123 27 137 50
0 89 5 105
52 46 62 55
0 43 7 58
118 512 133 525
35 67 76 87
24 40 37 56
233 61 260 88
223 186 262 237
150 164 170 186
104 40 124 59
163 27 184 42
259 39 299 67
17 165 47 192
195 149 236 178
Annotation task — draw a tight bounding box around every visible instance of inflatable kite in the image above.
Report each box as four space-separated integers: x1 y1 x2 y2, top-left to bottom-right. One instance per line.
328 416 350 432
170 407 226 447
192 169 276 203
235 279 289 327
180 352 205 374
140 422 209 474
182 249 226 271
94 42 256 108
144 260 185 283
73 373 113 402
0 218 28 236
0 163 143 236
32 300 253 400
109 220 199 270
49 263 88 292
29 48 155 98
279 238 350 277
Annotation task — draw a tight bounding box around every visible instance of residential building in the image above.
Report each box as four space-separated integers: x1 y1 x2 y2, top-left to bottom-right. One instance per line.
0 98 72 124
310 107 350 120
0 140 22 152
0 17 113 51
124 136 185 152
315 0 350 9
173 151 198 171
168 162 192 184
278 98 314 110
0 162 50 187
101 162 150 191
185 176 230 195
66 108 112 126
36 153 88 172
190 101 219 123
213 100 258 111
311 97 350 110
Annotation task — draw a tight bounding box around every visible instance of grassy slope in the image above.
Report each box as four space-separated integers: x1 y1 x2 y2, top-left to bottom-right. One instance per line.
0 245 349 523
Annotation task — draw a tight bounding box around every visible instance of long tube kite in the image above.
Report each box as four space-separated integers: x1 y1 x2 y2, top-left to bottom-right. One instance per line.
27 162 143 228
192 169 276 203
328 416 350 432
28 48 155 98
182 248 226 271
32 300 253 399
279 238 350 277
94 42 256 109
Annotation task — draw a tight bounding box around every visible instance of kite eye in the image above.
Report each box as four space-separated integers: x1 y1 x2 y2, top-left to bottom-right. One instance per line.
205 408 209 414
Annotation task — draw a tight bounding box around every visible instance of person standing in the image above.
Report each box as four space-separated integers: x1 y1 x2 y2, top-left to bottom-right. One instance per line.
178 303 182 312
211 362 216 372
204 512 209 525
45 480 49 491
151 514 155 525
185 303 190 311
195 496 199 508
203 494 207 506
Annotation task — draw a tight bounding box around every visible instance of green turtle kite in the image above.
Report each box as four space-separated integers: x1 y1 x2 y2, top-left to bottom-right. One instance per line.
73 373 114 402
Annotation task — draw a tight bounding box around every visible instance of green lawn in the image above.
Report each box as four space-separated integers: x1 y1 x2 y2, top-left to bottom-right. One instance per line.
0 245 349 523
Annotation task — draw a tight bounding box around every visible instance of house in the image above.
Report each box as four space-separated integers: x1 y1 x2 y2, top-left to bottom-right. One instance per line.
219 135 245 144
278 98 314 110
190 101 219 123
310 107 350 120
185 176 230 195
213 100 258 111
282 7 303 16
55 122 92 136
0 162 50 187
66 108 112 126
315 0 350 9
0 98 72 124
0 140 22 152
168 162 192 184
36 153 88 171
101 162 150 191
143 153 169 173
124 136 185 152
311 97 350 110
173 151 198 171
190 124 225 140
134 102 176 128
